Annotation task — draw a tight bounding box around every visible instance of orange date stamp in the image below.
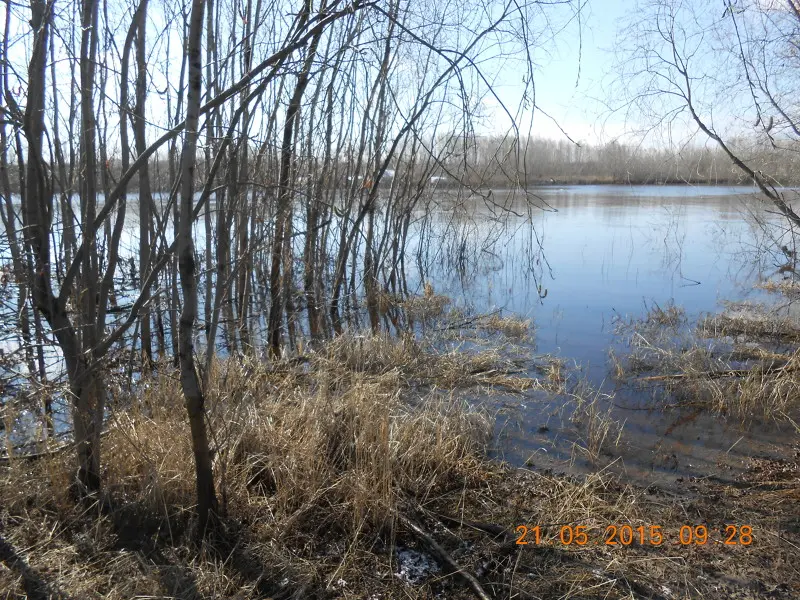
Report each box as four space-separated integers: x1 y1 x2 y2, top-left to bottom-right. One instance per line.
515 524 754 547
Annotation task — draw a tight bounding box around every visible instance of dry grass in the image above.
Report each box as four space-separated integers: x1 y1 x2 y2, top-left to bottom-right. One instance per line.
376 285 534 344
476 313 531 339
0 427 661 599
400 283 451 321
613 301 800 421
757 277 800 297
3 334 796 599
0 349 495 598
644 300 685 327
544 357 566 390
0 334 542 599
696 349 800 419
568 382 625 463
316 332 537 392
374 283 451 322
698 307 800 343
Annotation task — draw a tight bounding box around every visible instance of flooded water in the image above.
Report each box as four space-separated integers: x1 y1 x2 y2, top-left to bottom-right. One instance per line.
1 184 797 487
410 185 798 488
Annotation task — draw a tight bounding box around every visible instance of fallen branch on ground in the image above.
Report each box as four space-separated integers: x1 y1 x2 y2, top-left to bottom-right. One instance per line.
395 510 493 600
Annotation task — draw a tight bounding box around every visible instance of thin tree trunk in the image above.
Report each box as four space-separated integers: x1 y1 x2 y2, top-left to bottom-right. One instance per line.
267 5 322 356
75 0 103 493
133 0 153 368
178 0 218 536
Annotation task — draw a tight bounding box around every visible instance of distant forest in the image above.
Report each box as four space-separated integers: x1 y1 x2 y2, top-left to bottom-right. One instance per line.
6 135 795 196
454 135 800 187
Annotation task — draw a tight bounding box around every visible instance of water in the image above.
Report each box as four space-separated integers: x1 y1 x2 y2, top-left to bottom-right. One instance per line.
1 184 797 485
425 186 773 372
410 185 797 488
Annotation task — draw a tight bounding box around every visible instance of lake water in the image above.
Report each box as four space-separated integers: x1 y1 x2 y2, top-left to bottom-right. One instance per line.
410 185 797 488
1 184 797 486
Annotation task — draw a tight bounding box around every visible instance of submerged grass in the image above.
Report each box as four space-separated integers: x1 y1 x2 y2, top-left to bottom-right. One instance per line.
613 300 800 421
698 307 800 344
317 332 536 392
568 382 625 463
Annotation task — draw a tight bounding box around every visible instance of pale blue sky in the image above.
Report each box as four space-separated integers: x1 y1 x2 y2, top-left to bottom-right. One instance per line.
484 0 631 144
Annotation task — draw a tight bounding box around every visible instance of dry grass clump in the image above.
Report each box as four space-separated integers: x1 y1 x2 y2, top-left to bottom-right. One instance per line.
476 313 531 339
757 277 800 297
219 370 493 537
696 348 800 419
0 352 495 598
373 283 451 321
611 310 724 381
644 300 685 327
316 332 537 391
614 300 687 338
509 469 640 537
698 308 800 343
401 292 451 321
373 282 452 322
568 383 625 463
613 301 800 421
425 467 654 598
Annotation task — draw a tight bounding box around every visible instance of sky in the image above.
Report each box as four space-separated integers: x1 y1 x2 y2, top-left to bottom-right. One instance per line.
534 0 631 143
2 0 765 154
483 0 633 145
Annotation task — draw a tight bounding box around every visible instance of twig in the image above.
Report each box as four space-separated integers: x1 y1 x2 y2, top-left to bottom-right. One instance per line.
394 510 493 600
430 512 509 540
432 309 502 332
637 362 798 382
0 428 114 466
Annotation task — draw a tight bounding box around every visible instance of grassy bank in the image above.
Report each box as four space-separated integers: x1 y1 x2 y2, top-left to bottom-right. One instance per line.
1 326 798 598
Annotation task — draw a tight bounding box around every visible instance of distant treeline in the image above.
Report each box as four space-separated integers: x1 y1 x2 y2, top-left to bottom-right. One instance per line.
4 135 796 197
446 135 800 187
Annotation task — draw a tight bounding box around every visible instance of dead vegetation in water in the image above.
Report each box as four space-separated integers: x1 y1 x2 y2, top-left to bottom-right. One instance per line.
612 301 800 421
316 332 537 392
756 277 800 298
698 304 800 344
644 300 685 327
377 284 533 343
383 281 452 321
475 313 531 339
568 381 625 463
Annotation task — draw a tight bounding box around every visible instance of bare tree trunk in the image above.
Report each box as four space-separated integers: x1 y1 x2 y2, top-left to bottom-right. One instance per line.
178 0 218 536
267 5 323 356
74 0 104 493
168 8 188 364
0 3 37 384
203 0 216 360
235 0 255 354
133 0 153 368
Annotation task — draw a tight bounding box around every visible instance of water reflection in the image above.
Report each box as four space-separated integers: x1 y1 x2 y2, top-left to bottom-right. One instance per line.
410 185 796 487
1 184 796 485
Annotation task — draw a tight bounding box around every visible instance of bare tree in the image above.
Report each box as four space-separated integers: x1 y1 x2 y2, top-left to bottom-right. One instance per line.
1 0 583 524
178 0 217 534
614 0 800 244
